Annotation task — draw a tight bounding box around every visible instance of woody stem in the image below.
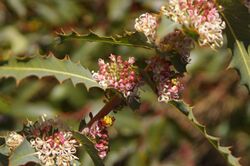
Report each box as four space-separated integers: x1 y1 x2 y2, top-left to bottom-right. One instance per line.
87 94 123 127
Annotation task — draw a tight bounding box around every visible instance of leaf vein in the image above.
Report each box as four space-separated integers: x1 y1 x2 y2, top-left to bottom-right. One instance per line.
0 66 95 83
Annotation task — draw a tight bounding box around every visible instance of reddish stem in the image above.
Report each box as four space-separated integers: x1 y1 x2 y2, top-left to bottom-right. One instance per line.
87 94 123 127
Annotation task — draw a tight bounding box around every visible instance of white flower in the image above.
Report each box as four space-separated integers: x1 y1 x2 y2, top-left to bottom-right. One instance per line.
134 13 158 43
158 78 184 102
5 132 24 151
161 0 226 49
92 55 140 97
30 131 79 166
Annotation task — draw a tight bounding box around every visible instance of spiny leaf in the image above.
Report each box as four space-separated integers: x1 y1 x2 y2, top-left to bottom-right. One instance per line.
9 139 40 166
56 30 154 49
229 41 250 89
73 131 104 166
169 101 241 166
188 110 241 166
0 55 102 90
218 0 250 47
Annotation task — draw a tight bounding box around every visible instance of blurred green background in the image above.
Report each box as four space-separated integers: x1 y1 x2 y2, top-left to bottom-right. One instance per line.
0 0 249 165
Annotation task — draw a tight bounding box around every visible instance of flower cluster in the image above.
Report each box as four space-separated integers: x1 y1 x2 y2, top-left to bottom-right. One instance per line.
158 29 194 63
161 0 226 49
5 132 24 151
134 13 158 43
21 118 79 166
147 57 184 102
92 54 140 97
30 131 79 166
82 116 115 159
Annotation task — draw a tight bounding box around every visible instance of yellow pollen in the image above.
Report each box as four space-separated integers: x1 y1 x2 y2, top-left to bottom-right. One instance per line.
171 78 178 85
102 116 114 126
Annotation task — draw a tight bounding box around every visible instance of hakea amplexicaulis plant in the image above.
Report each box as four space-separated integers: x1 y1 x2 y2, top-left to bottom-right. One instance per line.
0 0 246 165
161 0 225 49
14 118 80 166
147 56 185 102
83 115 115 159
30 131 79 166
134 1 225 49
3 116 116 165
92 54 141 97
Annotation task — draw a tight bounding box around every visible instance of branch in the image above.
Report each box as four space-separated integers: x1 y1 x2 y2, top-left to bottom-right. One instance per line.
87 94 123 127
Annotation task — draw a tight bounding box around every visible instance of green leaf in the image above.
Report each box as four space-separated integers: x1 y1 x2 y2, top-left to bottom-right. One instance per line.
229 41 250 89
9 139 40 166
73 131 104 166
156 16 182 39
56 30 154 49
218 0 250 47
218 0 250 90
0 55 102 90
170 101 241 166
0 144 11 156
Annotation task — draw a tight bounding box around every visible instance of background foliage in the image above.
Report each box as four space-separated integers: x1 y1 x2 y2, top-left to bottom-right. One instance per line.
0 0 249 165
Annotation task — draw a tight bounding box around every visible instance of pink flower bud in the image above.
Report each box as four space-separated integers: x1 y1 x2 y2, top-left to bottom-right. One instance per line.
82 116 115 159
147 57 184 102
92 54 140 97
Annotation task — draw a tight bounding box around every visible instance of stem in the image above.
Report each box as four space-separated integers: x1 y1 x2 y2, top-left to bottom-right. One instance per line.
87 94 123 127
168 100 189 116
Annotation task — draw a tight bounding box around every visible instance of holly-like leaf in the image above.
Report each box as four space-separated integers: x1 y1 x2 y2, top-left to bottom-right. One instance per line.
73 131 104 166
229 41 250 89
9 139 40 166
218 0 250 47
170 101 241 166
56 30 154 49
0 55 102 90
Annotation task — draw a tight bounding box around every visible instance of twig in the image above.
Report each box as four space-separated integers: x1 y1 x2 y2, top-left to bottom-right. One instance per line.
87 94 123 127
